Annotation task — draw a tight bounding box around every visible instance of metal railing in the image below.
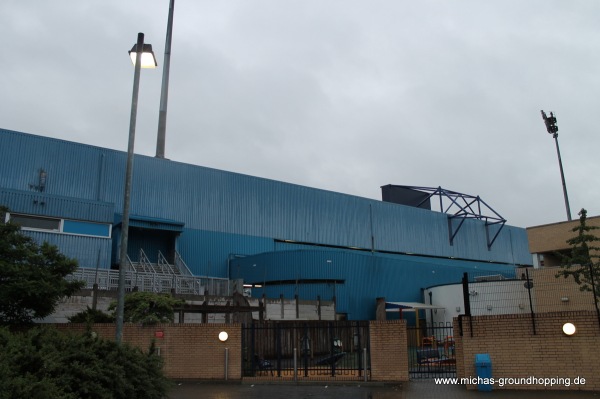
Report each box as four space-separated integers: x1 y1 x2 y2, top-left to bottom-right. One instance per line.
136 249 156 273
67 267 231 296
157 251 176 274
174 251 193 276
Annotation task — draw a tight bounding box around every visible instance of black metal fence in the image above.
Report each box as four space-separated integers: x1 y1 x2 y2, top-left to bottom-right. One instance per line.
459 266 600 336
407 322 456 379
242 321 370 380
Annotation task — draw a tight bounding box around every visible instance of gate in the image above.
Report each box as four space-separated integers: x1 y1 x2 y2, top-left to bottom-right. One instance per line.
242 321 370 381
407 322 456 379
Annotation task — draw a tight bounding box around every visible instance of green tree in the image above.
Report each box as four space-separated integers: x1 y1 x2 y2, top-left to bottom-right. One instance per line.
108 291 184 326
556 208 600 297
0 326 170 399
0 206 84 325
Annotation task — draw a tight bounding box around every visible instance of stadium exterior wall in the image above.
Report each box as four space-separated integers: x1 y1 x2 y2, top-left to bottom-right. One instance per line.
0 129 532 320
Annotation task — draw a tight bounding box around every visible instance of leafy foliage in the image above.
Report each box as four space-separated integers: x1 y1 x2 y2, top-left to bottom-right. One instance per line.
0 206 84 325
556 208 600 297
68 306 115 324
0 326 170 399
108 291 184 326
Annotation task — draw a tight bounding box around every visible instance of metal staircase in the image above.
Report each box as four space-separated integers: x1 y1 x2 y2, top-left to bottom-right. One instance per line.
130 249 193 276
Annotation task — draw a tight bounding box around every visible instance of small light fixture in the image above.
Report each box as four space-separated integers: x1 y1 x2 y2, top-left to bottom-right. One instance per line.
456 306 461 312
562 323 576 336
39 169 47 192
487 305 493 311
129 43 158 68
219 331 229 342
561 297 569 303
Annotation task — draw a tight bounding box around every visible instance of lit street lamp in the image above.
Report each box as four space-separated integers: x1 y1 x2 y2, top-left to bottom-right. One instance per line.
541 110 572 221
116 32 157 344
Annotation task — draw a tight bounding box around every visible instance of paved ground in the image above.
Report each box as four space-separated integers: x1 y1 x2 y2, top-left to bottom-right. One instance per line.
168 380 600 399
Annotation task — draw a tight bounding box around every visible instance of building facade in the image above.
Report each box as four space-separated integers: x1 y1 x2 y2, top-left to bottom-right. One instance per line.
0 129 532 320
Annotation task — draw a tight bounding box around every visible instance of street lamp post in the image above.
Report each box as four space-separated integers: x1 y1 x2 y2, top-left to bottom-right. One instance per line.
116 32 157 344
541 110 572 221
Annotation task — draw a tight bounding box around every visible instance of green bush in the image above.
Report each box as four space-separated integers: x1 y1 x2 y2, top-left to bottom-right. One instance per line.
68 307 115 324
109 291 184 326
0 327 170 399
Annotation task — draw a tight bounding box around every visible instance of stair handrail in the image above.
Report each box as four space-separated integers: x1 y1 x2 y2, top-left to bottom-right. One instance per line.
157 251 176 274
139 248 156 273
174 251 193 276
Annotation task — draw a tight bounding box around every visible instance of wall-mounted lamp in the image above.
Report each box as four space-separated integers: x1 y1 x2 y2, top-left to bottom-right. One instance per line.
486 305 493 311
562 323 576 336
30 169 48 192
219 331 229 342
518 303 525 310
456 306 461 312
39 169 47 192
561 297 569 303
469 290 478 296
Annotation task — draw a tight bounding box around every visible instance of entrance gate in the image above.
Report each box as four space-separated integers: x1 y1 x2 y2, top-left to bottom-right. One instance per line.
242 321 370 381
407 322 456 379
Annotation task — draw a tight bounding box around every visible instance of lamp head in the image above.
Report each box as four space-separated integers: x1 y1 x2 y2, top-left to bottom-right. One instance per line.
129 43 158 68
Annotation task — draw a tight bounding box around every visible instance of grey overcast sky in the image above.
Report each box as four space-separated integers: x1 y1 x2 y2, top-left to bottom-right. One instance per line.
1 1 599 228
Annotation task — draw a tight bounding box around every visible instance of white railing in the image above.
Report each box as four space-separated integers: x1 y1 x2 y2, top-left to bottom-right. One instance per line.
174 251 193 276
157 251 176 274
137 249 156 273
67 267 231 296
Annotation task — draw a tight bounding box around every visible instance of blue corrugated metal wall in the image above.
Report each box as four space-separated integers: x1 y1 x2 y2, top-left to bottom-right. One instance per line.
0 129 531 266
22 231 111 269
232 249 516 320
0 129 533 319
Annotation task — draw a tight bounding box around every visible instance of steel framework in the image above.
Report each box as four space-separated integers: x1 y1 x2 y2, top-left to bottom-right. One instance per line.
394 186 507 249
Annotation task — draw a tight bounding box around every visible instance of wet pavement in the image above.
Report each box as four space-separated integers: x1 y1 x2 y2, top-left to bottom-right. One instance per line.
168 380 600 399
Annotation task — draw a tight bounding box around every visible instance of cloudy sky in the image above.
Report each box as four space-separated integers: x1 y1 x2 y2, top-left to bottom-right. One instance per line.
1 1 599 228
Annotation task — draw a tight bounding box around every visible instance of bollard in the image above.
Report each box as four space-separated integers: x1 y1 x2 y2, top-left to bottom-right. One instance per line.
363 347 368 382
225 348 229 380
293 348 298 382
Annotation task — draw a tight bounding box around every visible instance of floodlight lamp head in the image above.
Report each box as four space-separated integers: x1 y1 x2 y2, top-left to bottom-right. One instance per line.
129 43 158 68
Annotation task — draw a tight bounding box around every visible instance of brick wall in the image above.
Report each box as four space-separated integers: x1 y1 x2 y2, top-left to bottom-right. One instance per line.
527 216 600 254
57 323 241 380
454 312 600 390
57 321 409 382
369 320 409 382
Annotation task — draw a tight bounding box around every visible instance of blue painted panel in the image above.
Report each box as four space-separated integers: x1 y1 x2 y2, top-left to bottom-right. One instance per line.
0 188 114 223
22 230 111 269
176 229 274 277
233 249 516 320
63 220 110 237
0 129 532 270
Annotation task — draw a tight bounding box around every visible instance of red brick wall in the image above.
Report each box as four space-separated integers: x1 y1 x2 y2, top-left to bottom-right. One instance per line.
454 312 600 390
57 323 241 380
369 320 409 382
58 321 410 382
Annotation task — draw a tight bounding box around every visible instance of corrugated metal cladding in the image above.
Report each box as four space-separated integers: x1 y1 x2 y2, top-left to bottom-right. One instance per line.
22 231 111 269
177 229 274 277
232 249 515 320
0 129 530 266
0 188 113 223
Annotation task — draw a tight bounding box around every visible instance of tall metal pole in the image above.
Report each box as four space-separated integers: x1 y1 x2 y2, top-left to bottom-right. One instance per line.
553 134 572 221
116 32 144 344
156 0 175 159
541 110 572 221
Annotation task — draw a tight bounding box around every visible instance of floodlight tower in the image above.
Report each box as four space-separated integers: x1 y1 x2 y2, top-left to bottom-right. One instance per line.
541 110 572 221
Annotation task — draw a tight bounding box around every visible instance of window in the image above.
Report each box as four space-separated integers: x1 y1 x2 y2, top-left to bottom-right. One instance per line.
9 214 61 231
7 213 111 238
